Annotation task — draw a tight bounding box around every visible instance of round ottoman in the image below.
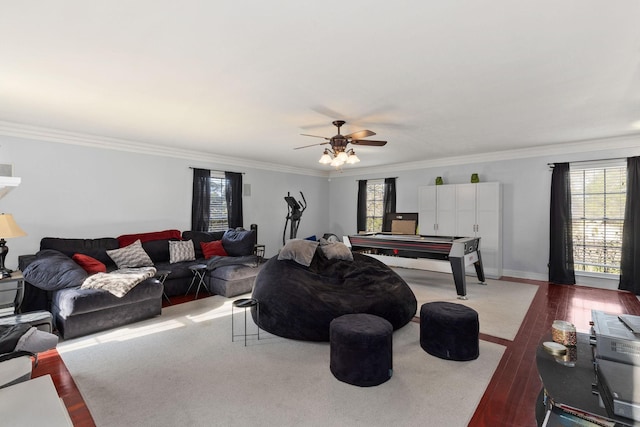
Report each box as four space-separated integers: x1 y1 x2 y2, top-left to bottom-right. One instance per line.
420 301 479 361
330 313 393 387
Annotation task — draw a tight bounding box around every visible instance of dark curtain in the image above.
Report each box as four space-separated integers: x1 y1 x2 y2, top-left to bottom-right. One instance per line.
548 163 575 284
357 180 367 232
619 156 640 293
382 177 397 232
191 168 211 232
225 171 244 229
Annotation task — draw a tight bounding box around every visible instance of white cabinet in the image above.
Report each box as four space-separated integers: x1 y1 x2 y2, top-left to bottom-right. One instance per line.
418 184 456 235
418 182 502 279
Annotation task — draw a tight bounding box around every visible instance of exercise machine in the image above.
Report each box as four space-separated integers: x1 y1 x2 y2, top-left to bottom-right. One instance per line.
282 192 307 245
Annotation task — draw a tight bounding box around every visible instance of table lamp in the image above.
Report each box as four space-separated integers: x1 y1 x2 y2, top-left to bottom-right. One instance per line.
0 213 26 279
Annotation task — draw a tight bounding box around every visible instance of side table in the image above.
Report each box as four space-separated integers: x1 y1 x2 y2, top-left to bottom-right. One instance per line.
185 264 209 299
0 270 24 317
232 298 260 346
254 244 265 262
155 269 172 304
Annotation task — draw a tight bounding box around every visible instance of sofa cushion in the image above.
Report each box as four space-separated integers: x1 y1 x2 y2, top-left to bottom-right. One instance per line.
72 253 107 274
207 263 260 281
201 240 228 259
182 231 226 258
141 239 172 264
169 240 196 263
40 237 119 268
53 278 162 317
107 240 154 269
23 250 89 291
222 229 256 257
117 229 182 247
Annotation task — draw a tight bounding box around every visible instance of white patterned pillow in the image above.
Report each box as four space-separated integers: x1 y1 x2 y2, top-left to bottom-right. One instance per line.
169 240 196 264
107 239 154 269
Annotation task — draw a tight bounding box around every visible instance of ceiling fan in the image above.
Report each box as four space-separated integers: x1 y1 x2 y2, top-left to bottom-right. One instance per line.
294 120 387 167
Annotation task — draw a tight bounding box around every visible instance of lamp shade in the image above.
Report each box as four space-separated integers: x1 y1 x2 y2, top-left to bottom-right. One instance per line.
346 151 360 164
336 151 348 163
319 151 332 164
0 214 26 238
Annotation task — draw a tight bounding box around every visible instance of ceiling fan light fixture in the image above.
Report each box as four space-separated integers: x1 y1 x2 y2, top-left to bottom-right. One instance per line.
346 150 360 164
319 150 332 164
299 120 387 168
336 150 348 163
330 156 344 167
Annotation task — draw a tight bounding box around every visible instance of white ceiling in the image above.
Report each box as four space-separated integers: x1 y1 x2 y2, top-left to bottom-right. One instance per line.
1 1 640 173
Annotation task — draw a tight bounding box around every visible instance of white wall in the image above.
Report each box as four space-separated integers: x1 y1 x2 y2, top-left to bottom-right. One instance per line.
2 134 640 285
0 137 330 268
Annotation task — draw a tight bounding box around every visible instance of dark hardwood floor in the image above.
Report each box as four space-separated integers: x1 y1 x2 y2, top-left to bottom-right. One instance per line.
31 279 640 426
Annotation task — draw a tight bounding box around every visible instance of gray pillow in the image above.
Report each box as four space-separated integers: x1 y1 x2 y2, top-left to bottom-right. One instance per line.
277 239 319 267
319 242 354 261
107 239 154 269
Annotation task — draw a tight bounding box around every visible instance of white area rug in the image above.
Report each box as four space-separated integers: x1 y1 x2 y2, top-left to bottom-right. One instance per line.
58 297 505 427
394 268 539 341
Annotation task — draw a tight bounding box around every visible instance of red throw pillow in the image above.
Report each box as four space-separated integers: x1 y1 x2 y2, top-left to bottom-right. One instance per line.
201 240 228 259
72 253 107 274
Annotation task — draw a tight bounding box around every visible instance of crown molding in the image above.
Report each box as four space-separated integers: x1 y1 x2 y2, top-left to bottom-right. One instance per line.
330 132 640 177
2 120 638 179
0 121 329 178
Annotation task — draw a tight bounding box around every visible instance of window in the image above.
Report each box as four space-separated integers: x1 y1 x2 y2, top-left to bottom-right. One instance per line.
209 173 228 231
366 180 385 232
570 161 626 274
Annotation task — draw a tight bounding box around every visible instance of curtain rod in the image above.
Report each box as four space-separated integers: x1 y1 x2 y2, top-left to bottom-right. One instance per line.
188 167 245 175
547 157 625 167
355 177 399 181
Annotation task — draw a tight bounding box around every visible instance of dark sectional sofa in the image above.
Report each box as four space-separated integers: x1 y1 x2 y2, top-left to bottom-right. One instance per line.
19 229 262 339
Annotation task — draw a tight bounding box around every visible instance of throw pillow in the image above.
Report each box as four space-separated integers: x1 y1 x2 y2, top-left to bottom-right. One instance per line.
201 240 228 259
106 239 154 269
277 239 319 267
23 250 89 291
222 229 256 256
183 230 226 258
72 253 107 274
169 240 196 263
319 242 354 261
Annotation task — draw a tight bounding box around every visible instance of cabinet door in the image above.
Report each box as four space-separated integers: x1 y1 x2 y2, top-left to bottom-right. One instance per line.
436 185 457 236
476 182 502 277
455 183 477 237
418 186 436 235
418 185 456 235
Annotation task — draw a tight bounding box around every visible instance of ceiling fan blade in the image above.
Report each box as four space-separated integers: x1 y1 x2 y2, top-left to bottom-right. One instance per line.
350 139 387 147
294 141 330 150
311 105 347 120
344 129 376 139
300 133 331 140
